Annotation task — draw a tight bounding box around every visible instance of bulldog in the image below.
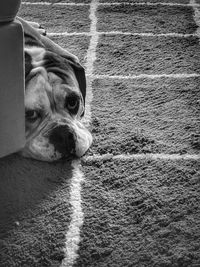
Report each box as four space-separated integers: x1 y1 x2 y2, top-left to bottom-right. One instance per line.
17 17 92 161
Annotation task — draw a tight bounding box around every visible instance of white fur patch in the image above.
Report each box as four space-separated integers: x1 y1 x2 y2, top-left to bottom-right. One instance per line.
23 136 62 161
25 46 46 68
74 122 93 157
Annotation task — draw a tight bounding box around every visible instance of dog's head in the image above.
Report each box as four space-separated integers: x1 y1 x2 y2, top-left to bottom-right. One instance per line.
22 45 92 161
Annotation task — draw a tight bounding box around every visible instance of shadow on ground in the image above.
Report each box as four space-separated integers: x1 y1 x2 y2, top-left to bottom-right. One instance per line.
0 153 73 267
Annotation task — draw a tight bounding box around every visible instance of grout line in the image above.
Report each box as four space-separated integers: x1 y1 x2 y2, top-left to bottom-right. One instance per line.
83 153 200 162
48 31 197 38
90 73 200 79
22 1 200 7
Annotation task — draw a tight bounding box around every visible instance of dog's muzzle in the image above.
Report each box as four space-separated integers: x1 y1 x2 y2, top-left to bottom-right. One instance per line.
49 125 75 156
21 119 92 161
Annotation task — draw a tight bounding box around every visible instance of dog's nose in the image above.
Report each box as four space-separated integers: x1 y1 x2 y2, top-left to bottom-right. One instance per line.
49 125 75 156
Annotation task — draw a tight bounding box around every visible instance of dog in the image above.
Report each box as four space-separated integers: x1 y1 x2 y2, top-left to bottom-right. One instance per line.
16 17 92 161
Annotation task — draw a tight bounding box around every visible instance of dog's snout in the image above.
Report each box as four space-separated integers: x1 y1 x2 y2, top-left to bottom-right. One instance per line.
49 125 75 156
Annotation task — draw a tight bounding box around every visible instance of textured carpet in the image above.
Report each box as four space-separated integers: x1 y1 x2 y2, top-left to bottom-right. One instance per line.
0 0 200 266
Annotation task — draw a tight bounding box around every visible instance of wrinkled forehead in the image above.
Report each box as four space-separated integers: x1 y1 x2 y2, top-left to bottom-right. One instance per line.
25 46 80 107
25 42 87 108
25 74 83 116
26 46 77 82
25 72 51 110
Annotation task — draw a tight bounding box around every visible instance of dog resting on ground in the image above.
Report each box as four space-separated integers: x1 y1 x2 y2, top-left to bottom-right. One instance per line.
17 17 92 161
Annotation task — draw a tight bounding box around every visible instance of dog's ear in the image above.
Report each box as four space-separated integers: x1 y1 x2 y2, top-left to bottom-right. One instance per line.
24 50 36 86
25 51 33 78
40 35 87 109
63 58 86 108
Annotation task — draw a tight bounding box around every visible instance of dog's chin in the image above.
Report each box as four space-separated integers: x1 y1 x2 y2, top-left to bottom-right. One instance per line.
20 138 63 162
20 126 93 162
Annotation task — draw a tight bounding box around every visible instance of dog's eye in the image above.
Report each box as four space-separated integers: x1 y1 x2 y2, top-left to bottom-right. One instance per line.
25 110 39 122
65 94 79 114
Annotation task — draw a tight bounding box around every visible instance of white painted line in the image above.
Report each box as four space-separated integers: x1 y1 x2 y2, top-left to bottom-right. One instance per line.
82 0 99 127
98 31 197 38
60 160 85 267
85 2 99 76
22 1 200 7
190 0 200 38
60 1 99 267
91 73 200 80
48 32 91 37
100 2 200 7
47 31 197 38
84 153 200 162
22 2 90 6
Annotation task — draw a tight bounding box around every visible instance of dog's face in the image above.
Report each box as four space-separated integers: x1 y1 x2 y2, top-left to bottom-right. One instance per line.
21 46 92 161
